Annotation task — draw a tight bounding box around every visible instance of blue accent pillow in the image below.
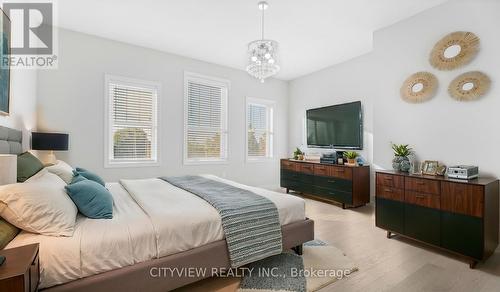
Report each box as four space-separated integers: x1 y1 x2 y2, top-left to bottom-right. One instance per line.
71 171 88 184
65 180 113 219
75 167 105 186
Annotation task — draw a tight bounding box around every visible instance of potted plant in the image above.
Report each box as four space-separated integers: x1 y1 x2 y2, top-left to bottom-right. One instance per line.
293 147 304 160
343 151 358 165
391 143 412 172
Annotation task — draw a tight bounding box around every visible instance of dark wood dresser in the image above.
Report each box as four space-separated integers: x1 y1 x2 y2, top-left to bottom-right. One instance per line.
375 170 499 268
280 159 370 208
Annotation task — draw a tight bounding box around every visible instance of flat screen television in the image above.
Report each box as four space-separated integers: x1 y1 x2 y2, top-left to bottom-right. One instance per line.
306 101 363 149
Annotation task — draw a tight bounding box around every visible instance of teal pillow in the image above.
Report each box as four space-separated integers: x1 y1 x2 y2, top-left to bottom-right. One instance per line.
65 180 113 219
75 167 105 186
71 171 88 184
17 152 44 182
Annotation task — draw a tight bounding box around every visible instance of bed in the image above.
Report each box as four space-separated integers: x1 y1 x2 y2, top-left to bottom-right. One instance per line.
0 126 314 292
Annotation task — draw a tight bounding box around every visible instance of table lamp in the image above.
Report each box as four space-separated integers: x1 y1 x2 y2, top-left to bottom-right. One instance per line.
0 154 17 186
31 132 69 165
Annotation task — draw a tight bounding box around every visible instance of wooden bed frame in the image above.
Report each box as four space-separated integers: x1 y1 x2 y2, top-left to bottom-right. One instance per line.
43 219 314 292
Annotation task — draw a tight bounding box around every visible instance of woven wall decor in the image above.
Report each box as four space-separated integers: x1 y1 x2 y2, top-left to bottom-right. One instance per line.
430 31 480 70
400 71 438 103
448 71 490 101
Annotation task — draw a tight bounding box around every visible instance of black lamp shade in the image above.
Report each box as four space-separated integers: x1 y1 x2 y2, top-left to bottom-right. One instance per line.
31 132 69 151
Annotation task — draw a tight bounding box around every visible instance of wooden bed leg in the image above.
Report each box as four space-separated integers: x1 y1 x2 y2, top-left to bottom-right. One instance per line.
286 188 289 194
387 231 392 239
292 244 303 255
342 203 346 209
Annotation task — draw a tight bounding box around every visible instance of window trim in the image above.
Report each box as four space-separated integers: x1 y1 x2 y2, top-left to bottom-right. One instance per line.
183 71 230 165
245 97 275 162
104 74 161 168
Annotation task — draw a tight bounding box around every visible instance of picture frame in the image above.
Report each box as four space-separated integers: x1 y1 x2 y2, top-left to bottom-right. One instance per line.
422 160 439 175
436 165 447 176
409 160 421 175
0 8 11 116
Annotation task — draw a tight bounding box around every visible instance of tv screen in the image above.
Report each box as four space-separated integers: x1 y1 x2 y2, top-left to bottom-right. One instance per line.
306 101 363 149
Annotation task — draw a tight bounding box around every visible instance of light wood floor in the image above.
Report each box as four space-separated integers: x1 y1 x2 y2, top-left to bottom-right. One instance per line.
177 193 500 292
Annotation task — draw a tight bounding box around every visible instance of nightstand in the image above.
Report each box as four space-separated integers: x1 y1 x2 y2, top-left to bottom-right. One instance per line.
0 244 39 292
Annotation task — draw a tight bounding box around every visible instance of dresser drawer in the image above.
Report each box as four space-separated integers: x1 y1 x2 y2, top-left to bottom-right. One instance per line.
376 197 405 234
313 164 329 176
405 203 441 246
314 176 352 192
281 169 300 180
321 188 353 205
376 173 404 188
281 160 297 171
405 191 440 209
441 182 484 218
377 186 404 202
299 163 314 174
405 177 440 195
330 166 352 180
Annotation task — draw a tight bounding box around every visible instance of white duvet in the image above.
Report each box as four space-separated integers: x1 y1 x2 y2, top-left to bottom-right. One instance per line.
6 175 305 289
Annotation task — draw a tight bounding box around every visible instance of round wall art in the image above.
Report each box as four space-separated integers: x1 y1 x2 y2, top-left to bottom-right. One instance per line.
448 71 490 101
429 31 480 70
400 71 438 103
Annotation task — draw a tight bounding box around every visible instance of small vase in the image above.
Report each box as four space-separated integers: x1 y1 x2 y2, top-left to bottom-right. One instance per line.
392 156 411 172
400 158 411 172
348 158 356 165
392 156 403 171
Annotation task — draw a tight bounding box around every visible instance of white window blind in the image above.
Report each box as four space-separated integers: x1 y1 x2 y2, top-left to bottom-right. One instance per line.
105 75 159 167
246 98 274 160
184 73 228 163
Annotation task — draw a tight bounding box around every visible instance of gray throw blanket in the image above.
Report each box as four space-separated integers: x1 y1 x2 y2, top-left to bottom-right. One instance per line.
160 175 283 267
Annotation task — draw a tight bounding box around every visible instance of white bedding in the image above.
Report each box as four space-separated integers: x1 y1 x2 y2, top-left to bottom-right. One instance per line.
6 175 305 289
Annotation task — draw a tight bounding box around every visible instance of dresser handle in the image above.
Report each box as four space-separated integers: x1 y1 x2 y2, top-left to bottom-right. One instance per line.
383 177 393 180
385 188 393 193
416 181 425 185
415 195 426 199
336 169 345 172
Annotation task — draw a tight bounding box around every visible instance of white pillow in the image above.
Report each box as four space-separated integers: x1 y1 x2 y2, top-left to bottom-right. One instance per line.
0 172 77 236
46 160 74 184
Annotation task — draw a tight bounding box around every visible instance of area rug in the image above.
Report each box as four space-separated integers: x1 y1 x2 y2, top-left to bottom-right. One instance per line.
237 240 358 292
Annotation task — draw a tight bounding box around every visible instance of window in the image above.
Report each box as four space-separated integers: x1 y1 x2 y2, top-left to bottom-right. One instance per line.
246 98 274 160
184 72 229 164
105 75 159 167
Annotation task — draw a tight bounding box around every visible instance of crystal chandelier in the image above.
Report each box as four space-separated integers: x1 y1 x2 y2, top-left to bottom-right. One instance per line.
246 1 280 83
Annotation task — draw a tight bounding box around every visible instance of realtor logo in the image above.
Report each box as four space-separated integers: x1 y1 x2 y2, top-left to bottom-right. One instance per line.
3 2 53 54
1 1 57 69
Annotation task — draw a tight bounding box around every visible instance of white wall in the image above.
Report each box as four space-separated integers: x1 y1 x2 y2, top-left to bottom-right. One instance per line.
373 0 500 179
37 29 289 187
289 0 500 197
0 65 38 150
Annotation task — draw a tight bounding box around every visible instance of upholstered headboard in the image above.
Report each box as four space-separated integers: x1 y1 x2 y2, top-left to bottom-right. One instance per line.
0 126 23 249
0 125 22 155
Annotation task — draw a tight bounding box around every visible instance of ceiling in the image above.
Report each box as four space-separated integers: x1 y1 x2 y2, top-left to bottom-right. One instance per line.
57 0 449 80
